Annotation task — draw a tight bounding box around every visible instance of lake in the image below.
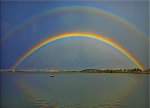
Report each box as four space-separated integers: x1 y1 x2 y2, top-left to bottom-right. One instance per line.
1 72 149 108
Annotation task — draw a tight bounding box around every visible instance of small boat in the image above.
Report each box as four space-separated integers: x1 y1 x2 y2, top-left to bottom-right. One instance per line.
50 75 54 77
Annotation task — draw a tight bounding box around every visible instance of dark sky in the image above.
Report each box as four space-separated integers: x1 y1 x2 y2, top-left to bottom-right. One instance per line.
1 1 149 69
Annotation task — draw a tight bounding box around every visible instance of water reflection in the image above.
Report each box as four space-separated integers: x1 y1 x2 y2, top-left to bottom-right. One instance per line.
1 72 149 108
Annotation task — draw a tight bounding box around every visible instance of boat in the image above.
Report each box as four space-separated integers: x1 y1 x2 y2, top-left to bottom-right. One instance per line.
50 75 54 77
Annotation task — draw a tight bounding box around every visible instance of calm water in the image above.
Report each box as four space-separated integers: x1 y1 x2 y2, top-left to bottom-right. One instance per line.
1 72 149 108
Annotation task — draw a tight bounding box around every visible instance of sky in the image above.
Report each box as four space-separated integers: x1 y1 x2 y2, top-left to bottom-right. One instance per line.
0 1 149 70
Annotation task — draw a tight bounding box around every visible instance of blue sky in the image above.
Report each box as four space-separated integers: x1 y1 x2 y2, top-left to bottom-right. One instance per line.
1 1 149 69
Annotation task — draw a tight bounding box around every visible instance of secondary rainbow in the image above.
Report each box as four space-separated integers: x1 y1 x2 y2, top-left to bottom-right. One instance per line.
12 32 144 71
2 6 148 42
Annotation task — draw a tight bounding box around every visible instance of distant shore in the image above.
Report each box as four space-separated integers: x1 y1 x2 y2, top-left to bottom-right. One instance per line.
0 68 150 74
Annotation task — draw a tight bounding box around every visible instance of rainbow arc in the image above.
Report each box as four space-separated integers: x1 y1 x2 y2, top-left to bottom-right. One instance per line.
12 32 144 71
2 6 148 42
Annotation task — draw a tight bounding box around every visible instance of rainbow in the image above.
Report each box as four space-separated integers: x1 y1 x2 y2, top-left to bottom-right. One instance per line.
2 6 148 42
12 32 144 71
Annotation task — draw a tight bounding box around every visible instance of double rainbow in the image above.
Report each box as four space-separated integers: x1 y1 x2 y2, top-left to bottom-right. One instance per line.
12 32 144 71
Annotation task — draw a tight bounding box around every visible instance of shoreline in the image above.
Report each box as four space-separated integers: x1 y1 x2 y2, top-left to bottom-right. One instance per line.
0 68 149 74
0 71 149 74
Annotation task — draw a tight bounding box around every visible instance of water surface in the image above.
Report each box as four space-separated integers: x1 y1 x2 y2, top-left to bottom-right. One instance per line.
1 72 149 108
